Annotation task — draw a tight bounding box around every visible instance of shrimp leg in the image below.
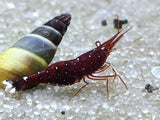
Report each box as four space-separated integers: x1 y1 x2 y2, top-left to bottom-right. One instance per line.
69 76 89 100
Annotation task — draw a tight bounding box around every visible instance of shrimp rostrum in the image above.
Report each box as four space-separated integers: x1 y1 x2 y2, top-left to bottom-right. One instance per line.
3 18 132 99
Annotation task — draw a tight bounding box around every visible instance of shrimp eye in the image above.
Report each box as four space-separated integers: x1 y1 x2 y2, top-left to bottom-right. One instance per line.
95 41 101 47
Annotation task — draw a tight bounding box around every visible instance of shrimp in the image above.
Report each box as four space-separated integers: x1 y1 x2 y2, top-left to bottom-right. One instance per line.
4 17 132 99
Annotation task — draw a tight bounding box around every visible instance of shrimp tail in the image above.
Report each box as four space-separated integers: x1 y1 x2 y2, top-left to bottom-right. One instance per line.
14 80 39 91
3 76 39 92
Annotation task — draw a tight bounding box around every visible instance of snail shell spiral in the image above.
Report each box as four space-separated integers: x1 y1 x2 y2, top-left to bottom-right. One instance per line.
0 13 71 88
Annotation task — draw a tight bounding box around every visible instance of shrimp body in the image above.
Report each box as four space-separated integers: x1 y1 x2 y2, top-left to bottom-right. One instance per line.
4 24 132 98
10 47 107 90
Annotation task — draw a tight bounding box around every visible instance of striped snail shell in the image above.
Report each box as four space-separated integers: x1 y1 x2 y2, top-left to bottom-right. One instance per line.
0 13 71 88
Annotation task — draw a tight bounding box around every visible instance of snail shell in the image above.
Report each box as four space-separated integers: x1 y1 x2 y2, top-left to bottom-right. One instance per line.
0 13 71 88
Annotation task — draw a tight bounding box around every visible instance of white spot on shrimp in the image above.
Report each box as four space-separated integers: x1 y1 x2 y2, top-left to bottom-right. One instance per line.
65 71 68 75
48 76 51 79
46 70 49 74
76 57 80 61
82 68 85 71
65 63 68 68
88 55 91 58
55 66 59 70
101 46 105 50
98 55 101 58
23 76 28 82
90 62 93 65
37 72 40 75
57 73 60 76
74 62 77 69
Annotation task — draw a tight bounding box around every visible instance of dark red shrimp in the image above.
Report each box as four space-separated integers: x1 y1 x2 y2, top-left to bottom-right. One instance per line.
4 18 132 99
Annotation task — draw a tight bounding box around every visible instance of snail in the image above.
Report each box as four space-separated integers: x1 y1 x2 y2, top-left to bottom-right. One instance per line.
0 13 71 88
